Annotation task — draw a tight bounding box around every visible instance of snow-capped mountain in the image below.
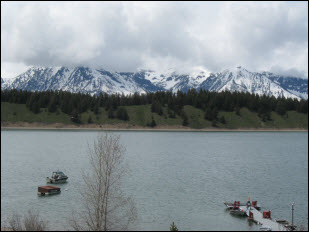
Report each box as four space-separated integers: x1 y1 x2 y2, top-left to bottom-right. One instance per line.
197 67 307 99
1 66 308 99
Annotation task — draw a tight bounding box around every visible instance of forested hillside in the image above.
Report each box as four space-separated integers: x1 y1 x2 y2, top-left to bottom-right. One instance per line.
1 89 308 129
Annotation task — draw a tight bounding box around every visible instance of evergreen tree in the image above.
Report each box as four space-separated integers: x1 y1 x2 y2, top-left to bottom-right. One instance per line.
71 109 81 124
90 98 97 112
298 100 308 114
108 108 114 119
32 101 40 114
93 103 100 115
88 115 93 124
204 107 218 121
116 107 129 121
80 97 89 113
275 101 286 115
27 93 37 111
170 222 178 231
258 107 271 122
151 100 163 115
150 116 156 127
48 95 57 113
212 120 218 127
235 106 241 116
168 108 176 118
60 100 70 114
219 115 226 124
98 92 104 107
182 112 189 126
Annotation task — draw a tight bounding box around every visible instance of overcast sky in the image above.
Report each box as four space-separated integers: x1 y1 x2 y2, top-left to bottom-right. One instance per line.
1 1 308 79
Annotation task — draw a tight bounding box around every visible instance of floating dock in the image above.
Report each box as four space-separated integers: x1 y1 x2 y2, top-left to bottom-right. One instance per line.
38 186 61 196
224 200 296 231
239 206 288 231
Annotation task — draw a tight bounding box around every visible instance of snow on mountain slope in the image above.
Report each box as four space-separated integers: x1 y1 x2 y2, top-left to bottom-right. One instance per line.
1 66 307 99
213 67 300 99
2 67 148 95
143 67 211 92
267 75 308 99
1 77 14 89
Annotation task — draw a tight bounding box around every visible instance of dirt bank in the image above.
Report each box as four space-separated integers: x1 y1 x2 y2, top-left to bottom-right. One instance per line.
1 122 307 132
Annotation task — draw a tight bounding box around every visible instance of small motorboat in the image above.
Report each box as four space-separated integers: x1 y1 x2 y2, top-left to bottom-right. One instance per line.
230 208 247 216
275 219 289 225
226 201 247 216
46 171 68 184
260 226 272 231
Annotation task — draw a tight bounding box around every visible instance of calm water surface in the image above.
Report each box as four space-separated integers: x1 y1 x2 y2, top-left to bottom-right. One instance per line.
1 130 308 230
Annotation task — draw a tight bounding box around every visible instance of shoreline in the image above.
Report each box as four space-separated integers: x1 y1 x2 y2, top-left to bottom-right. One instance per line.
1 122 307 132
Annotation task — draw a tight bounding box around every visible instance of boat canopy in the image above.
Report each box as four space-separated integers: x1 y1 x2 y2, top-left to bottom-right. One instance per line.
52 171 66 176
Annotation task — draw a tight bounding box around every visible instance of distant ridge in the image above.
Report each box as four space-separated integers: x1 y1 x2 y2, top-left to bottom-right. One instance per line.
1 66 308 99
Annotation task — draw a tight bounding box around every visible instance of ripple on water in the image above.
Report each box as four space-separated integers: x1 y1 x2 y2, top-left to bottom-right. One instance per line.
1 130 308 231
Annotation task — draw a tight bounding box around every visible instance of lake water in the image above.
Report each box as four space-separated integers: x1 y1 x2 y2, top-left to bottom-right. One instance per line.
1 130 308 231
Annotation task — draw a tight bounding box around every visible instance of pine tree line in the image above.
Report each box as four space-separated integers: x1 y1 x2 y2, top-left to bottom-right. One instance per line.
1 89 308 124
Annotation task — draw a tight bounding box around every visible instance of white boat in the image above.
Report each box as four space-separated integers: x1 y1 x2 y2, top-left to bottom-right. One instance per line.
260 226 272 231
46 171 68 184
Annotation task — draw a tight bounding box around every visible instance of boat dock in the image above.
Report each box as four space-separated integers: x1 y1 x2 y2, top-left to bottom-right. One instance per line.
224 200 297 231
38 186 61 196
239 206 288 231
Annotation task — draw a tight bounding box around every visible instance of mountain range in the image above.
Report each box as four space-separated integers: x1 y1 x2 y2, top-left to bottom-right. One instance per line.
1 66 308 99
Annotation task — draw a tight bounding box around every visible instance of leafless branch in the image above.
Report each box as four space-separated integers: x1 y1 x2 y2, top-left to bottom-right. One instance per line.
7 210 48 231
69 132 137 231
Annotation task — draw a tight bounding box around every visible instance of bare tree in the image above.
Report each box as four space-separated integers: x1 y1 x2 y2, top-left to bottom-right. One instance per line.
7 212 23 231
69 132 137 231
7 210 48 231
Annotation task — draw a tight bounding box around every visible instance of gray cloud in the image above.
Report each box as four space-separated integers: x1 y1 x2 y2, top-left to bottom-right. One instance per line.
1 1 308 78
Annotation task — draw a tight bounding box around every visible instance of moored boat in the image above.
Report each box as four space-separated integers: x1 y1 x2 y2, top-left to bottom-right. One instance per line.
260 226 272 231
224 200 261 210
230 208 247 216
46 171 68 184
228 201 247 216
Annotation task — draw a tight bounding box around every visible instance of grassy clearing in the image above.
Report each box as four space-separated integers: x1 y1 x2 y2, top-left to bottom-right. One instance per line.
1 102 308 129
1 102 72 124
